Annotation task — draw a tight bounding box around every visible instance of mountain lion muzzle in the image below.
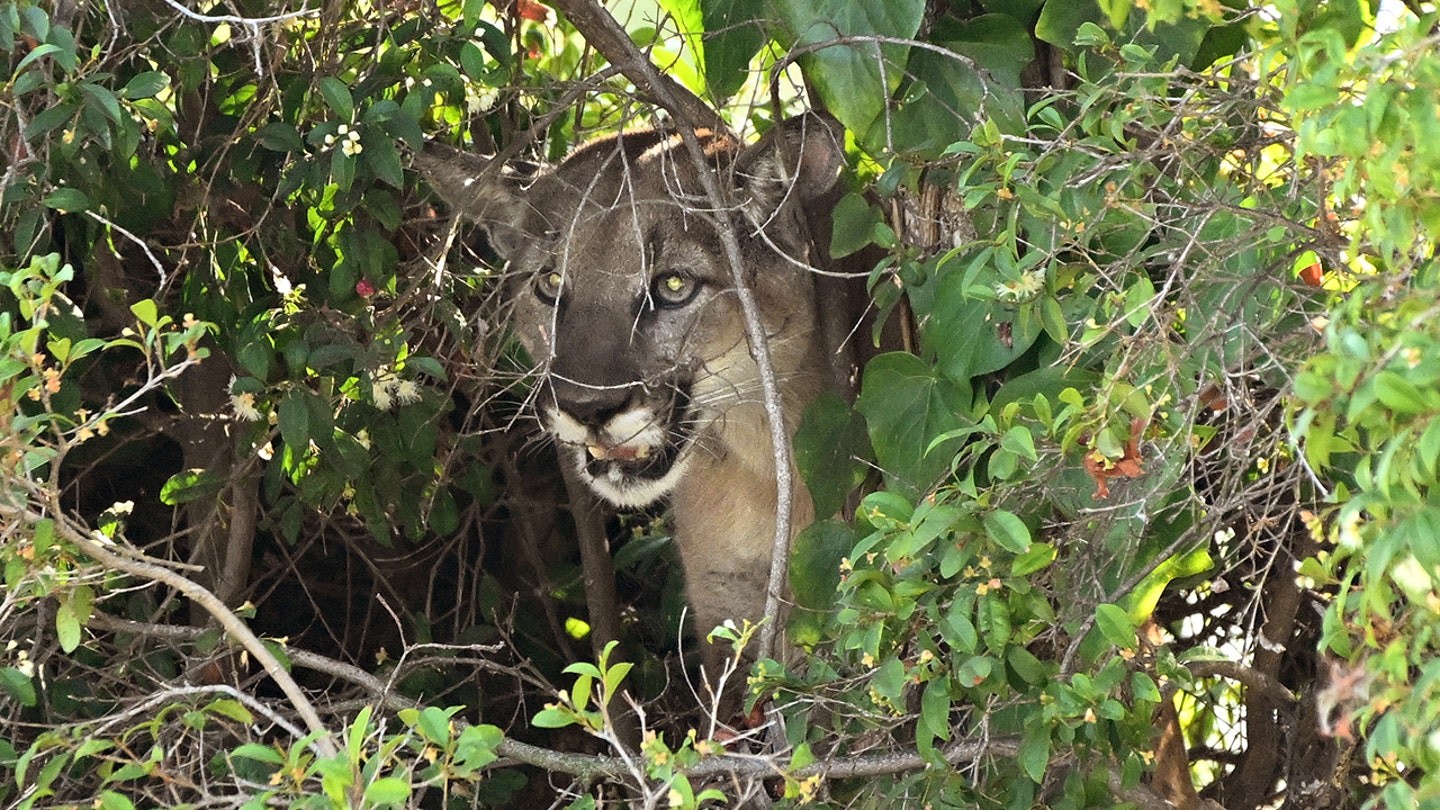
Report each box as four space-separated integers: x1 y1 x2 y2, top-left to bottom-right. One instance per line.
418 114 846 669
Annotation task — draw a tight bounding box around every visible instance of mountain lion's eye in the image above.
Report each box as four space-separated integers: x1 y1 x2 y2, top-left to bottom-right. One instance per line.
651 271 698 307
534 269 563 304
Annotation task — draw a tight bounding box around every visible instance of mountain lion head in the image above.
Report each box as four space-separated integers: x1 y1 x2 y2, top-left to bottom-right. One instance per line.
418 115 846 518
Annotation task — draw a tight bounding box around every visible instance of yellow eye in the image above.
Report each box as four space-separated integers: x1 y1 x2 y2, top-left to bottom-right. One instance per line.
651 271 697 307
535 269 563 303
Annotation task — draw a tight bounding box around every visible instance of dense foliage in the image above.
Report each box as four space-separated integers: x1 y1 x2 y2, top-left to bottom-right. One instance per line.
2 0 1437 808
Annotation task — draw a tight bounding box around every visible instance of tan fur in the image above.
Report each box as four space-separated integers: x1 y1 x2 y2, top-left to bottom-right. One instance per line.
418 115 846 665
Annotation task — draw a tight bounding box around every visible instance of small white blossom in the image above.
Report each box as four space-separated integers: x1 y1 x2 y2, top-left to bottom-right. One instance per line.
394 379 422 405
232 391 263 421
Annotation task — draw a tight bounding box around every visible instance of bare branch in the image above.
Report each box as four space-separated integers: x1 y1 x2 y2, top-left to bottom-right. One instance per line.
546 0 724 133
4 504 340 758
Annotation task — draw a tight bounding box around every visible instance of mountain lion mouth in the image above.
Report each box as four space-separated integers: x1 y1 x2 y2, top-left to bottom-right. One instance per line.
581 437 683 484
547 391 698 508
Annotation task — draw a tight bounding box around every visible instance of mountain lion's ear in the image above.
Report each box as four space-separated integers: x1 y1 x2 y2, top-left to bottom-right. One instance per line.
414 143 536 260
730 113 846 239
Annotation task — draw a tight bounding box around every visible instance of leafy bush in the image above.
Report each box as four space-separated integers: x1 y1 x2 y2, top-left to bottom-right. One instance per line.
1 0 1435 808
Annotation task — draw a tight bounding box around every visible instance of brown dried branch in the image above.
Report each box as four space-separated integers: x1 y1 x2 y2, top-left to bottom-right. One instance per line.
3 502 340 759
544 0 724 133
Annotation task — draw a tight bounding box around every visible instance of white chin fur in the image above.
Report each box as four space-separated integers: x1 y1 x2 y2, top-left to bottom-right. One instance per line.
571 446 692 508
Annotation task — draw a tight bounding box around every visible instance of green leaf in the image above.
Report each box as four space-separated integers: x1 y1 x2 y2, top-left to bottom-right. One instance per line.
80 82 124 124
1007 646 1050 685
205 698 254 724
1095 603 1137 650
700 0 765 98
791 520 857 644
364 777 411 804
942 600 978 652
1373 371 1431 415
15 42 61 73
42 187 90 213
531 707 577 728
363 131 404 189
319 76 355 121
921 268 1042 382
415 706 454 744
857 352 971 498
121 71 170 100
97 791 137 810
231 743 286 765
982 509 1030 553
999 425 1038 461
130 299 159 328
55 596 82 652
160 468 226 505
795 391 871 518
915 676 952 758
1011 542 1056 577
1017 723 1052 783
277 389 311 451
0 667 36 706
830 192 883 259
257 122 305 152
861 13 1030 156
456 723 502 771
459 41 488 80
331 148 356 191
771 0 925 133
25 103 76 140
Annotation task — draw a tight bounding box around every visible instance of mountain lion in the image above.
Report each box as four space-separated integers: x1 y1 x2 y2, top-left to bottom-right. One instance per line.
418 114 846 674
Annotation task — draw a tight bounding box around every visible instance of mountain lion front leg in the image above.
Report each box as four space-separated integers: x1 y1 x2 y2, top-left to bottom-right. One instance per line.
673 440 815 692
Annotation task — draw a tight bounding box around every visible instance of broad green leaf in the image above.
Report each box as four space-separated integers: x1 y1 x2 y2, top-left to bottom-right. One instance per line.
531 707 577 728
857 352 971 498
790 520 856 645
1017 723 1051 783
97 791 137 810
771 0 925 134
1373 371 1431 415
921 269 1043 382
942 599 978 653
982 509 1030 553
121 71 169 100
363 131 404 189
1011 542 1056 577
795 391 871 518
318 76 355 121
0 667 36 707
130 299 159 328
830 192 884 259
80 83 124 124
915 677 952 759
364 777 411 804
700 0 765 99
415 705 455 744
861 13 1030 156
256 121 305 152
231 744 285 765
160 468 225 505
1095 603 1137 650
277 389 311 451
42 187 90 213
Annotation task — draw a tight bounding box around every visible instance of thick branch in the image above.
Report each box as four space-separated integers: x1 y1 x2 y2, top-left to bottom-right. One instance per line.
1187 660 1297 708
546 0 724 132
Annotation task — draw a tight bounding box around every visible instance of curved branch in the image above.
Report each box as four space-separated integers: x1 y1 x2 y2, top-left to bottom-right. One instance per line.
5 504 340 758
1186 660 1297 707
